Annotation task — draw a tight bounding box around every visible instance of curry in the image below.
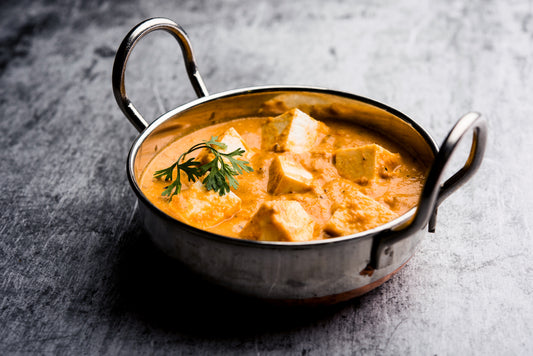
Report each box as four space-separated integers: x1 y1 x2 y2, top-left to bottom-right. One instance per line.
139 109 428 241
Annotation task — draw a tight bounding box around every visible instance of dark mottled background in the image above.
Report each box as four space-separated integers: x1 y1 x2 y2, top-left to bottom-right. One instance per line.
1 0 532 354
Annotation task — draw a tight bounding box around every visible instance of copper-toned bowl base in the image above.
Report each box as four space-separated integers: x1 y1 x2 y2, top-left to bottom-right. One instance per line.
263 260 409 307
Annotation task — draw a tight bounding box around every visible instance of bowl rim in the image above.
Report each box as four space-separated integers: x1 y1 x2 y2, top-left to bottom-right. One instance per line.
126 85 439 249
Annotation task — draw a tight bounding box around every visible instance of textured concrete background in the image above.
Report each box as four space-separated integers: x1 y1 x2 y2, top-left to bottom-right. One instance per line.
1 0 532 354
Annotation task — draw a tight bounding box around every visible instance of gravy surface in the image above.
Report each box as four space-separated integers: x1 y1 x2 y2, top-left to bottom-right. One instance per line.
140 113 427 240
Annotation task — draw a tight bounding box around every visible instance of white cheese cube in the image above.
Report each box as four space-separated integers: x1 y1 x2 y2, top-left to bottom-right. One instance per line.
240 200 315 242
169 181 241 229
323 179 398 236
262 108 324 153
325 205 397 236
334 144 401 184
267 155 314 195
198 127 252 164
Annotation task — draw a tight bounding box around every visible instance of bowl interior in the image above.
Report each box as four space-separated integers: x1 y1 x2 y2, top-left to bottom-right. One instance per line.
131 87 436 185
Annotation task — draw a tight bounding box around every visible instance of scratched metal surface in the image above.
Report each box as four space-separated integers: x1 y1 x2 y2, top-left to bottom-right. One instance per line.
1 0 532 354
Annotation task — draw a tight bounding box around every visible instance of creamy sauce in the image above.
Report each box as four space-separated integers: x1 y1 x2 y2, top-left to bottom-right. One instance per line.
140 113 427 241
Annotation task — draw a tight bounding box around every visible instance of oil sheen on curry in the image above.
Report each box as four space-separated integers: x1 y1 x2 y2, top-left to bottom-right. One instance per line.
140 109 428 242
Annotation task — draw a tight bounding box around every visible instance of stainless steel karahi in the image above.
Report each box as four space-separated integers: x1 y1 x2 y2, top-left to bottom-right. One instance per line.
112 18 487 304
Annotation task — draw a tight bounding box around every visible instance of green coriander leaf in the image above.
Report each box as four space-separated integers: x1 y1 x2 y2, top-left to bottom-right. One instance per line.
153 135 253 200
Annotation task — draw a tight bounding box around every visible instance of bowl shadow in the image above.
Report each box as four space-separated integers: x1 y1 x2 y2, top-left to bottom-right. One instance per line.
110 215 358 338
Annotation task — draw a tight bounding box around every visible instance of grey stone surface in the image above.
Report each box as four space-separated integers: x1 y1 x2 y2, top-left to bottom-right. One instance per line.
1 0 532 354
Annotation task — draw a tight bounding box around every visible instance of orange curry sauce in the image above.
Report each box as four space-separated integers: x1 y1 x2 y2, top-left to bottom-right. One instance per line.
139 109 427 241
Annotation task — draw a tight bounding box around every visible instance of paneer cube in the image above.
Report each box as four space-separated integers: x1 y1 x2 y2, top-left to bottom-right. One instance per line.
325 205 397 236
169 181 241 229
262 108 324 153
240 200 315 242
334 144 401 184
323 179 398 236
198 127 252 164
268 155 314 195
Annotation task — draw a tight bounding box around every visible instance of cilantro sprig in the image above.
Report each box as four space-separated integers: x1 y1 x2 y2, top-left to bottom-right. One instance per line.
153 136 253 200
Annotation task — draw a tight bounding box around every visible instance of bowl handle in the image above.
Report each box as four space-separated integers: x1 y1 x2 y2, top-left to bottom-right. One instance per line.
371 112 487 269
112 17 208 132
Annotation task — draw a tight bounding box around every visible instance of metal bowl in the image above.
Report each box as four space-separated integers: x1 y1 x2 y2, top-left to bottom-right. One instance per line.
112 18 487 305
